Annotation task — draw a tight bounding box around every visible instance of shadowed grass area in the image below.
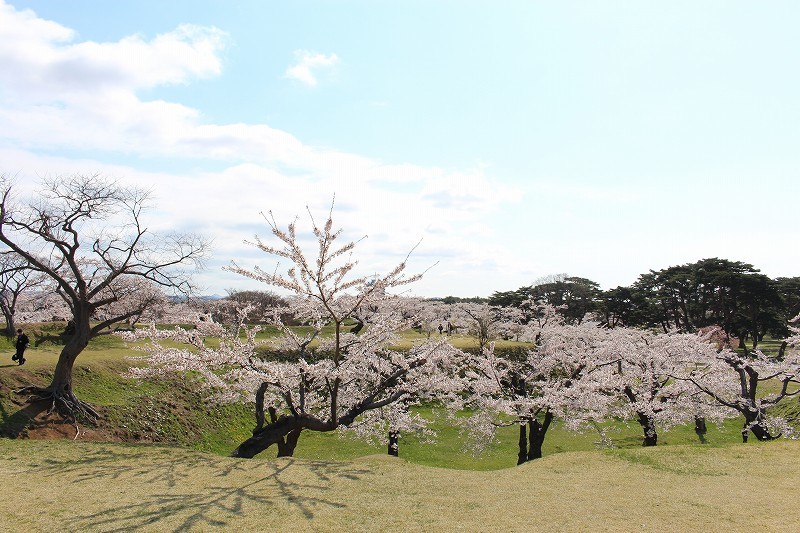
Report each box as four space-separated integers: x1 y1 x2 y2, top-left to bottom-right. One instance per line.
0 439 798 531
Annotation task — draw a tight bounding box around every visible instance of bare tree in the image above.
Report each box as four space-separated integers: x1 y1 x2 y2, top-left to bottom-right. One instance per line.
0 251 46 336
0 174 208 421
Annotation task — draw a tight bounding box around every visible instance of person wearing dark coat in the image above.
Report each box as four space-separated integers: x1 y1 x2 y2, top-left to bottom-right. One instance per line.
12 328 29 365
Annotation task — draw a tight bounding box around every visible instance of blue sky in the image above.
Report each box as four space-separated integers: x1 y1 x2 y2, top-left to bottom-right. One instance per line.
1 1 798 297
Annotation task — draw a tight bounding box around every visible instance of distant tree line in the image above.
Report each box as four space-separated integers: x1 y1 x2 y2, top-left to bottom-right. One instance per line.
433 295 488 305
489 259 800 349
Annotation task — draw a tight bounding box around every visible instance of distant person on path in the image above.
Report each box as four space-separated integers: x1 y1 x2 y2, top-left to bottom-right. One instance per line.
12 328 29 365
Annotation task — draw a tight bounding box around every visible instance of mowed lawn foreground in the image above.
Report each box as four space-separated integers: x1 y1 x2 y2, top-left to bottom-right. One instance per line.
1 439 798 532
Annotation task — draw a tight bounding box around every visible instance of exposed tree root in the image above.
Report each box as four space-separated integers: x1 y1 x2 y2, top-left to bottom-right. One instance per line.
14 385 100 431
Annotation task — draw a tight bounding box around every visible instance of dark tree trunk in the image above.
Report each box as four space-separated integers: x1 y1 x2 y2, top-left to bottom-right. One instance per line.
637 412 658 446
388 431 399 457
232 415 306 458
750 424 774 441
276 427 302 457
527 411 553 461
2 309 14 337
778 341 788 360
48 314 91 395
15 308 98 422
743 412 775 442
694 416 707 443
232 413 339 458
517 424 528 465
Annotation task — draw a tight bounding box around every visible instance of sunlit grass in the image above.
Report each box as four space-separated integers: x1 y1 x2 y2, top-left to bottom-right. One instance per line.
1 439 798 531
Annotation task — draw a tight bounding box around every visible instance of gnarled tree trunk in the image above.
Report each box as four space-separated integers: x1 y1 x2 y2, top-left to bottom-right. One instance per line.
637 412 658 447
231 412 342 459
527 411 553 460
232 415 307 458
1 308 14 337
694 416 707 443
388 431 399 457
277 428 302 457
517 424 528 465
517 411 554 465
15 307 98 421
742 410 775 443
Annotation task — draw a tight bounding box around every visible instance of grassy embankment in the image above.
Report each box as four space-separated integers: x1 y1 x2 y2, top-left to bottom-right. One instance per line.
2 323 789 470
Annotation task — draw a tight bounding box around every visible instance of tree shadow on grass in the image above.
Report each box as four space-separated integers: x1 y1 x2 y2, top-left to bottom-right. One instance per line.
0 399 48 437
16 446 372 531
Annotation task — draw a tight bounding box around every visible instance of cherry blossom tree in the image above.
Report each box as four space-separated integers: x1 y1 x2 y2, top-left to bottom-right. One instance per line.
14 288 71 324
500 298 565 343
0 174 208 421
91 276 172 332
129 207 466 458
221 289 288 324
452 302 520 351
674 326 800 442
461 308 618 464
462 315 737 462
783 317 800 355
402 298 449 338
603 329 730 447
0 251 47 335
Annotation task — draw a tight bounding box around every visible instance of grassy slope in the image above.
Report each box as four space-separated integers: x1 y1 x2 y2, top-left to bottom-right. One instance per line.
0 332 751 470
0 330 255 452
3 326 796 470
0 438 798 531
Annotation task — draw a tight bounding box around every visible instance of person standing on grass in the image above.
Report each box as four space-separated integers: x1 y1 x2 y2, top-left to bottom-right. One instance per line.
12 328 29 365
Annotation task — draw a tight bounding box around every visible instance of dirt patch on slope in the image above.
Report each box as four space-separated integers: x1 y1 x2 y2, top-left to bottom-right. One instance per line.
0 367 124 443
14 405 123 442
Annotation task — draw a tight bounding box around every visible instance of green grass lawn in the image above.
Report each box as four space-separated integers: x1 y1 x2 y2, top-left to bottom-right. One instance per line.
264 406 748 470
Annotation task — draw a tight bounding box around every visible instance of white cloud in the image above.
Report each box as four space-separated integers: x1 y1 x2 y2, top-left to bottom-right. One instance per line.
0 2 521 297
283 49 339 87
0 6 226 100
